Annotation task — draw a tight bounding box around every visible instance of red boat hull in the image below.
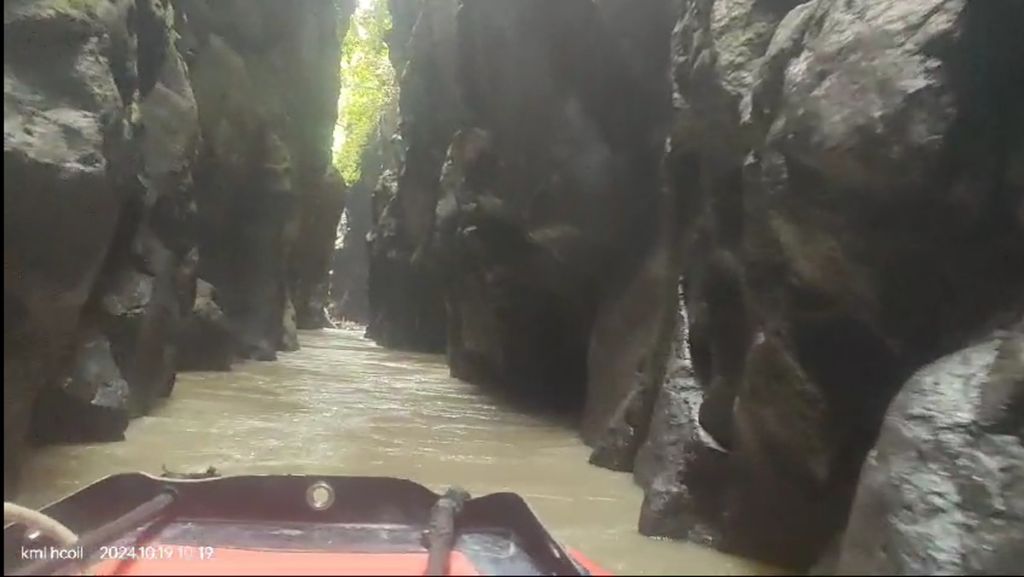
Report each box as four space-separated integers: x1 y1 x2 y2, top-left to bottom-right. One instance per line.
5 474 611 576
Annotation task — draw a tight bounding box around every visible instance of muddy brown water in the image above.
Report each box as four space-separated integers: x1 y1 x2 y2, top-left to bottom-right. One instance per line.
17 328 776 575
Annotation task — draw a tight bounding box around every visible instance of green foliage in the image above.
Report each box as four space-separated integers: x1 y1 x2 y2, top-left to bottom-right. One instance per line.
334 0 394 184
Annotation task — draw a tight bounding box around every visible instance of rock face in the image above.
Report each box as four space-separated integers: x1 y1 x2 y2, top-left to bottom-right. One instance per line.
630 0 1024 569
365 0 460 352
367 0 675 413
4 0 351 497
292 167 347 330
176 0 352 359
331 101 400 325
176 278 233 371
5 1 120 483
632 286 729 546
835 321 1024 575
591 0 1024 569
30 332 132 445
370 0 1024 571
5 0 199 495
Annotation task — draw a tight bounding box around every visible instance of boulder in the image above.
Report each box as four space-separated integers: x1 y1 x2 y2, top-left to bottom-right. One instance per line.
836 321 1024 575
30 332 131 445
176 278 234 371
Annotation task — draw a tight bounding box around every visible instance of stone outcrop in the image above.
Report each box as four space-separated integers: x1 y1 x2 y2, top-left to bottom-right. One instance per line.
835 320 1024 575
364 0 459 352
176 278 233 371
4 0 352 497
632 286 729 546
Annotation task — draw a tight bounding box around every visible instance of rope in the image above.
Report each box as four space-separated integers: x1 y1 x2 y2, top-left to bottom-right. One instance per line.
423 487 472 576
4 502 79 547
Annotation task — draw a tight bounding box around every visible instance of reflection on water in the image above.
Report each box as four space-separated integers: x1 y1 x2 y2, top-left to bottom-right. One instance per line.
17 328 775 575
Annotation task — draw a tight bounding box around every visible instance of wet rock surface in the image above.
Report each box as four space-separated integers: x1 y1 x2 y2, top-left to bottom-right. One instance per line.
633 288 729 546
292 168 347 330
30 332 131 445
176 279 233 371
627 0 1024 569
836 321 1024 575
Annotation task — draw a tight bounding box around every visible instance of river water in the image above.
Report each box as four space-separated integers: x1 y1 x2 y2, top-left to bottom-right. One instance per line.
17 328 774 575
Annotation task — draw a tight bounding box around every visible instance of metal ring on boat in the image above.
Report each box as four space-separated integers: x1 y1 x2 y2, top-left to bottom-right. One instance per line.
306 481 335 511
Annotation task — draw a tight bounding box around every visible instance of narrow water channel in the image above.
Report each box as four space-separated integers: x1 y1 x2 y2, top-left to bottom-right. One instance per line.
17 328 775 575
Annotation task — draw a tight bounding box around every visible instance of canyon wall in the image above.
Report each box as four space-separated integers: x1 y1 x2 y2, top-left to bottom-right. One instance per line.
364 0 460 351
3 0 352 497
368 0 1024 571
638 0 1024 569
330 100 399 325
366 0 676 413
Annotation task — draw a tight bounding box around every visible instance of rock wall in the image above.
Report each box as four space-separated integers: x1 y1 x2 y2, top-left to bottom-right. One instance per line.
835 320 1023 575
5 0 198 496
175 0 353 356
369 0 1024 571
633 0 1024 569
366 0 675 410
330 100 399 325
364 0 460 351
3 0 352 497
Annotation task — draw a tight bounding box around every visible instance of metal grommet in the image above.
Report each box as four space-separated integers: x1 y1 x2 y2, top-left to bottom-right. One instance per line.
306 481 335 511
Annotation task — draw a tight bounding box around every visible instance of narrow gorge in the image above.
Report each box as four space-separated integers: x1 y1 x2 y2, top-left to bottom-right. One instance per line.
5 0 1023 574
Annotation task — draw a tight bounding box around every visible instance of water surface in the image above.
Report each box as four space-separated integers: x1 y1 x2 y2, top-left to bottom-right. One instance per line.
19 328 775 575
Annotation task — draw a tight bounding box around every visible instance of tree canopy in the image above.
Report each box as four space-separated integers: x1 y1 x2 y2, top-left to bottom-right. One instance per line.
334 0 394 184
